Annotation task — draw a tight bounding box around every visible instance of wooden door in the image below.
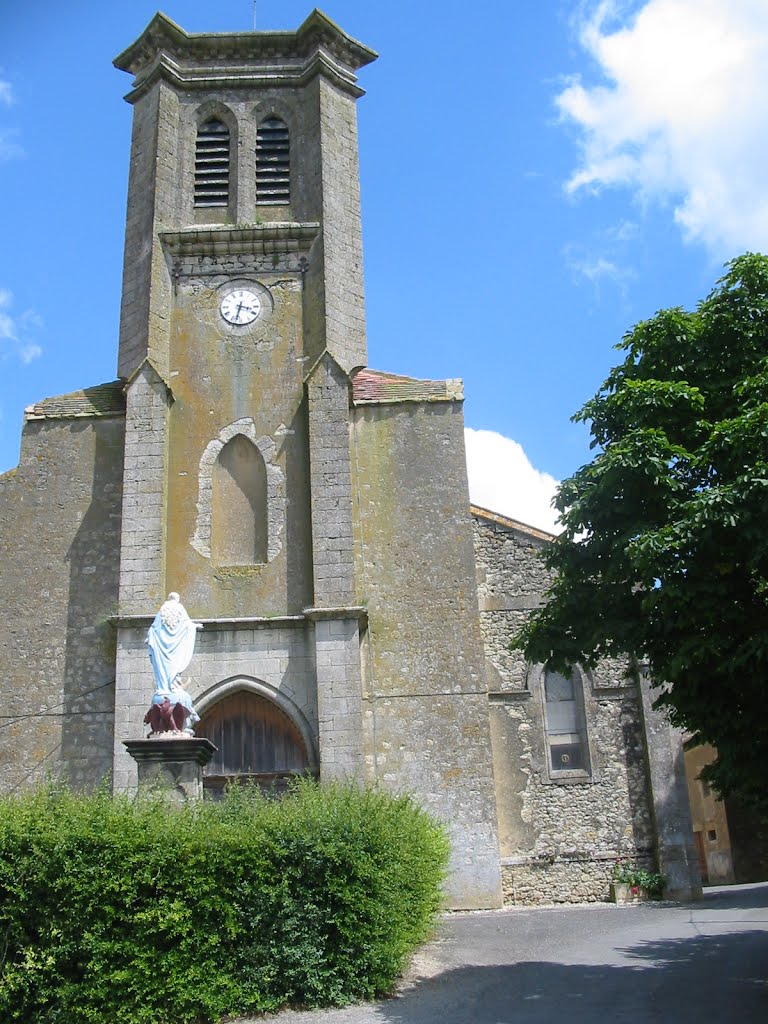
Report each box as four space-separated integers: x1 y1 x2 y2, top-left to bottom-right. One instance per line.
197 690 310 796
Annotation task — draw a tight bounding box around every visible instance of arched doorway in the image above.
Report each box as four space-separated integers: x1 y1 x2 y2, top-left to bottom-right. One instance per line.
196 690 312 797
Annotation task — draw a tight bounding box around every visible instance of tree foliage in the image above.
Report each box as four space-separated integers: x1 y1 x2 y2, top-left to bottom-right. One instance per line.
517 253 768 814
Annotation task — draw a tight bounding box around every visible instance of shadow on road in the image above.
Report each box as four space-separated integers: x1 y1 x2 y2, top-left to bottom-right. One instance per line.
683 881 768 910
249 887 768 1023
373 930 768 1024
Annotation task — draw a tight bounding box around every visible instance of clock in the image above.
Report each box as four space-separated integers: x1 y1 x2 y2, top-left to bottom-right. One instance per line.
220 288 262 325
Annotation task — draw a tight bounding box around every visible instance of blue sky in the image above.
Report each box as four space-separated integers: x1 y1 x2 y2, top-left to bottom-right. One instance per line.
2 0 766 530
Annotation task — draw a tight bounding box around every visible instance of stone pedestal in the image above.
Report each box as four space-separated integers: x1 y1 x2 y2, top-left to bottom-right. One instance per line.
123 737 217 803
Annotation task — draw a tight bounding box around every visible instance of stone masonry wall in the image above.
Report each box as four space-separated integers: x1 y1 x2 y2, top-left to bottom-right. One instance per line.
307 354 356 608
473 511 656 905
316 77 367 373
312 614 365 781
162 241 314 619
353 402 502 909
0 416 124 792
305 355 364 780
118 364 170 615
117 81 159 379
118 80 179 379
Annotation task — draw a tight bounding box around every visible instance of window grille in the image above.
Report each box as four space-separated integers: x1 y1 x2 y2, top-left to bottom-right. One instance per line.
256 116 290 205
194 118 230 207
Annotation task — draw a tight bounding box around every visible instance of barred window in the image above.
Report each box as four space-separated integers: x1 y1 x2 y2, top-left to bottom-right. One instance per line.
256 116 290 205
194 118 230 207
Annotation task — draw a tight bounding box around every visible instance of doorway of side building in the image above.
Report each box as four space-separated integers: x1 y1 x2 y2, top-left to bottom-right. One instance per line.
196 690 313 797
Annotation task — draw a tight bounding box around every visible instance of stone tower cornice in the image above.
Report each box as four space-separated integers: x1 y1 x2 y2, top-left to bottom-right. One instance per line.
159 222 320 258
114 9 377 100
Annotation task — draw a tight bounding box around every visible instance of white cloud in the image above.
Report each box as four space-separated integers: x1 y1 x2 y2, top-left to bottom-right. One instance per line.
0 289 16 340
557 0 768 255
0 77 22 160
19 344 42 364
0 288 43 363
563 244 636 290
464 427 561 534
0 135 23 161
604 219 638 243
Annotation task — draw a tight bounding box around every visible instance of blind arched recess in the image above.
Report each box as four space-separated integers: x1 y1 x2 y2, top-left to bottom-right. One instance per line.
211 434 268 566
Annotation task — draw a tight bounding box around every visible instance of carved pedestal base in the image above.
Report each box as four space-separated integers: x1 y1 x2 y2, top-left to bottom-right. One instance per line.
123 737 217 804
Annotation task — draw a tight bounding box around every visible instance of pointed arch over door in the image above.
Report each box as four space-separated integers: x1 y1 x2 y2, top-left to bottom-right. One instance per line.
197 690 311 797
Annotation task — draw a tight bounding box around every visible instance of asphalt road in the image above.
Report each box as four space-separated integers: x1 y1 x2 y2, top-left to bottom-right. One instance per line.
240 882 768 1024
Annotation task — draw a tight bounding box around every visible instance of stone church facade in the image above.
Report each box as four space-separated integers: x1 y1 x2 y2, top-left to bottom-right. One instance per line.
0 11 700 909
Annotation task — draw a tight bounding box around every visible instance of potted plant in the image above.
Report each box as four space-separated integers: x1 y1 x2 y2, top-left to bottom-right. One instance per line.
610 857 665 903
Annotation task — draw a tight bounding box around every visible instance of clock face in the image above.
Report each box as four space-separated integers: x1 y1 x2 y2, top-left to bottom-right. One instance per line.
220 288 262 325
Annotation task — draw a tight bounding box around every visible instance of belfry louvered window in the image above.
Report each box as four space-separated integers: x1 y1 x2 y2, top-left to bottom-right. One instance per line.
194 118 230 207
256 116 290 205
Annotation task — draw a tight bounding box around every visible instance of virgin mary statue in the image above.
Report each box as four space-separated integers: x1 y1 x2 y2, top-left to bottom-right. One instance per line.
146 592 202 694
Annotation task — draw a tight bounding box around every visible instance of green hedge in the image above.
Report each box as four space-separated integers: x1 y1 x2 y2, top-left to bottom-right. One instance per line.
0 780 449 1023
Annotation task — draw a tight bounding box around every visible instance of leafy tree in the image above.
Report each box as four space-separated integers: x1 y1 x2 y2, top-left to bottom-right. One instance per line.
517 253 768 814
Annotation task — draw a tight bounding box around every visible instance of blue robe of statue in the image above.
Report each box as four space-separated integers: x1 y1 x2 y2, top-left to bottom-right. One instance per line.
146 593 201 695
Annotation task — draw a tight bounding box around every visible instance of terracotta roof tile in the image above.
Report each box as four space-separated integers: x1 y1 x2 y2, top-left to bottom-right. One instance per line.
351 368 463 405
24 380 126 421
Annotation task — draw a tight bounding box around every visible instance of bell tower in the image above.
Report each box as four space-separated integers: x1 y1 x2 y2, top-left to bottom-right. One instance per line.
114 9 374 383
111 10 377 787
111 10 375 617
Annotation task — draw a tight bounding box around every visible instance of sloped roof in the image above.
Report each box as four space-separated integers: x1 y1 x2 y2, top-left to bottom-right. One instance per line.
471 504 555 542
351 368 463 405
24 381 126 421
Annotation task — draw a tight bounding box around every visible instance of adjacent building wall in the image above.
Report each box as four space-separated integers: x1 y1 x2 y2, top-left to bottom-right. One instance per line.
685 742 735 884
685 742 768 885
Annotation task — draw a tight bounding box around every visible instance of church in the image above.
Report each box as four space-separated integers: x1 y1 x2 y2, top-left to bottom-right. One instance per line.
0 10 701 909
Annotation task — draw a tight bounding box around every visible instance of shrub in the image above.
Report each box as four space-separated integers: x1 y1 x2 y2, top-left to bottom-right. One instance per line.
0 779 449 1023
611 856 665 898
